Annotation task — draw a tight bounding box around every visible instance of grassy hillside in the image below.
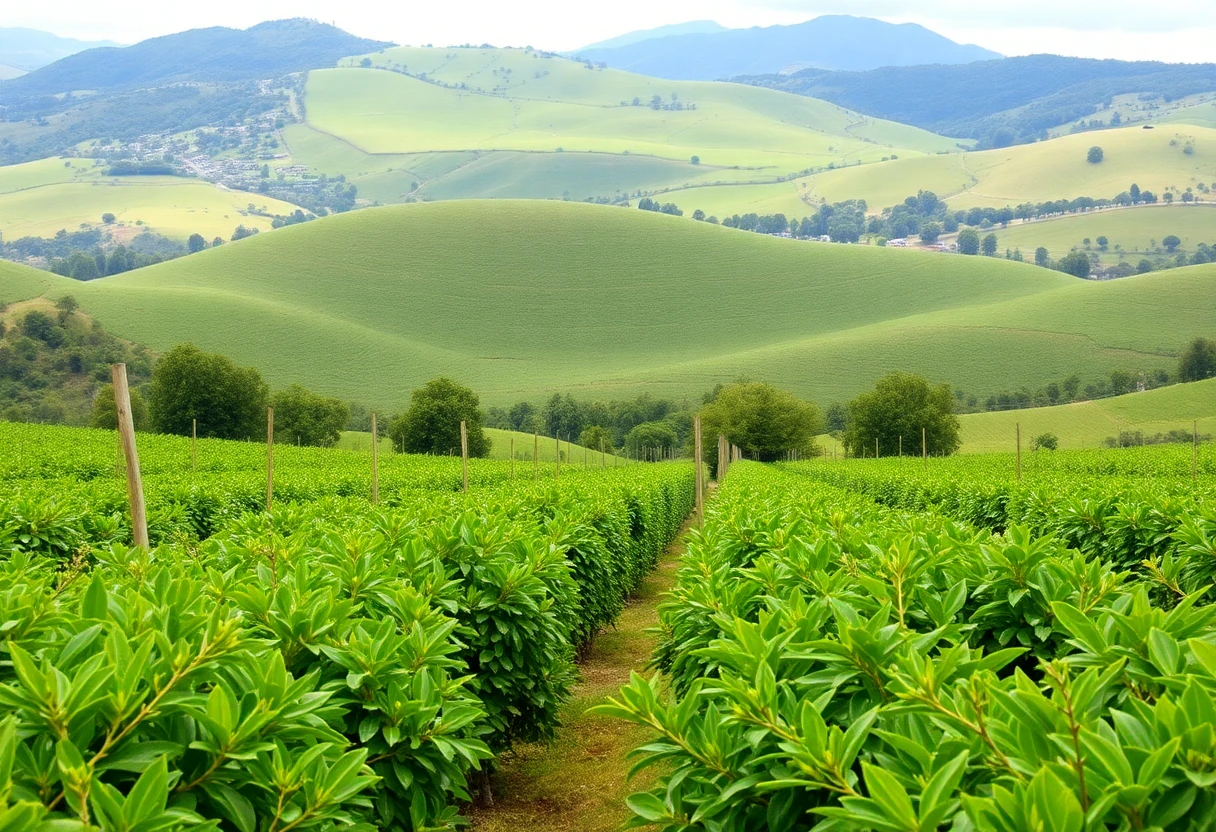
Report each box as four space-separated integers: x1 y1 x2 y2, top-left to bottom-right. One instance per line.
985 204 1216 264
333 428 625 463
959 378 1216 453
672 126 1216 216
281 45 960 210
1 200 1212 410
0 158 306 241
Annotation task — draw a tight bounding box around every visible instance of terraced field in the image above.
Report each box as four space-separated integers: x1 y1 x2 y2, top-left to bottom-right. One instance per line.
3 200 1213 410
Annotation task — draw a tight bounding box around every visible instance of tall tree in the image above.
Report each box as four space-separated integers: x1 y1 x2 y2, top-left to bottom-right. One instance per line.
845 372 960 457
1178 337 1216 382
957 228 981 255
700 382 822 463
389 377 490 456
271 384 349 447
148 344 268 439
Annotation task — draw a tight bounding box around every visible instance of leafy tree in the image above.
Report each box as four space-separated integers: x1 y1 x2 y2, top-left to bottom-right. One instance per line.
1032 432 1058 451
981 233 998 256
148 344 268 439
1035 247 1050 267
1087 146 1104 163
957 228 980 255
1130 183 1142 204
21 310 63 347
272 384 349 447
692 209 706 221
845 372 960 457
1056 251 1092 278
101 212 116 224
1137 259 1153 274
508 401 537 432
579 425 612 452
918 222 942 244
700 382 822 463
824 402 848 433
1163 235 1182 252
187 233 206 253
389 377 490 456
90 384 149 430
691 155 700 165
1178 337 1216 382
625 421 677 456
1096 236 1109 250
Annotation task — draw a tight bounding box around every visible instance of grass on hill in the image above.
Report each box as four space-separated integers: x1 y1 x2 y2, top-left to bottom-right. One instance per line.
336 428 627 464
694 125 1216 215
958 378 1216 453
0 159 307 241
984 204 1216 264
2 200 1213 411
283 45 960 209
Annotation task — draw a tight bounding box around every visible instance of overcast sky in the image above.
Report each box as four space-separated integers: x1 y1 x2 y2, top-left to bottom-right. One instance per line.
7 0 1215 63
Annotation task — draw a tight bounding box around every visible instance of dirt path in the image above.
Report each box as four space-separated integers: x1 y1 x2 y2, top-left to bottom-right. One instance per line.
466 519 694 832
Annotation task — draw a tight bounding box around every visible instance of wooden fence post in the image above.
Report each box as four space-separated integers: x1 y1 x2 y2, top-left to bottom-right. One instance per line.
600 437 606 469
192 418 197 474
111 364 148 549
371 412 380 504
460 420 469 493
555 435 561 477
875 437 879 459
510 436 515 479
922 428 927 469
534 434 539 481
694 414 704 522
899 435 902 458
1016 422 1022 481
1195 420 1200 483
266 407 275 511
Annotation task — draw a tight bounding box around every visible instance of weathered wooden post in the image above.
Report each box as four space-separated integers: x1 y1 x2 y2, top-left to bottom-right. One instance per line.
371 412 380 504
534 433 540 481
111 364 148 549
266 407 275 510
555 435 561 477
1016 422 1022 481
694 414 704 521
922 427 927 469
460 420 469 493
192 418 197 474
510 436 515 479
1195 420 1200 483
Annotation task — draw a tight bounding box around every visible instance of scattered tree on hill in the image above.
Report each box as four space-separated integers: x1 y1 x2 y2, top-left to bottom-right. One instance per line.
1035 247 1051 267
271 384 349 447
691 156 700 165
187 234 206 253
1032 433 1059 451
1096 236 1109 250
148 344 268 439
692 209 706 221
625 421 677 457
1056 251 1092 278
231 225 259 242
1087 146 1104 164
1130 183 1142 204
1178 337 1216 382
1163 235 1182 253
957 228 980 255
918 222 942 244
101 213 116 224
91 384 149 431
1137 259 1153 274
845 372 960 457
700 382 822 463
982 233 999 256
389 377 490 456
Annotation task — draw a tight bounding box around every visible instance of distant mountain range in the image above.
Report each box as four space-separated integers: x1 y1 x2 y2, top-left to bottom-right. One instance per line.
0 27 121 72
737 55 1216 145
573 15 1000 78
576 21 728 53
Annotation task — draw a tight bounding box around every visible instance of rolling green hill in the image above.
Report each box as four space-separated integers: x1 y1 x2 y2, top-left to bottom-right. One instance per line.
1 201 1213 411
0 157 307 241
958 378 1216 453
982 204 1216 265
661 125 1216 217
280 45 961 209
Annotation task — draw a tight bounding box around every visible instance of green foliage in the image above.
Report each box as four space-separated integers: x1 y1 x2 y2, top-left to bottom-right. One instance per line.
1032 432 1058 451
1056 251 1092 278
579 424 612 451
271 384 349 447
701 382 822 463
1178 337 1216 382
846 371 960 457
90 384 148 431
389 377 490 457
626 421 678 456
148 344 268 440
957 228 980 255
1087 145 1104 163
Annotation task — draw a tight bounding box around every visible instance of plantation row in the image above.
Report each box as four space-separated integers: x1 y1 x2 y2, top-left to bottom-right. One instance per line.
604 457 1216 830
0 422 696 830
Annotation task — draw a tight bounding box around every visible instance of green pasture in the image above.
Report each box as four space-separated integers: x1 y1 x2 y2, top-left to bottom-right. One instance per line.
958 378 1216 453
0 175 306 241
0 156 102 193
337 428 626 464
986 204 1216 263
798 125 1216 212
2 200 1213 410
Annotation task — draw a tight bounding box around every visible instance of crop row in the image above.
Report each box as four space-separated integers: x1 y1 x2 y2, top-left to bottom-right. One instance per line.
0 426 696 831
604 461 1216 830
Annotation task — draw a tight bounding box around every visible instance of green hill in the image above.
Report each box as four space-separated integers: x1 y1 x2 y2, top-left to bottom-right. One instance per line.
654 125 1216 217
279 45 961 210
2 200 1213 410
958 378 1216 453
980 204 1216 265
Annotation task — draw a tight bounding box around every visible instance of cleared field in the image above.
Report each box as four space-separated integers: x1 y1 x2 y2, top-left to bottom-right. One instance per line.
0 156 102 193
796 125 1216 212
0 175 306 241
287 46 961 209
2 200 1213 410
958 378 1216 452
986 204 1216 263
0 63 26 80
